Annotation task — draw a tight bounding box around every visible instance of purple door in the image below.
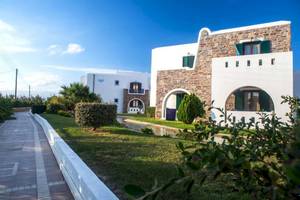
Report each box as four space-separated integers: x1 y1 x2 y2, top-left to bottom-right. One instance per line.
166 108 176 121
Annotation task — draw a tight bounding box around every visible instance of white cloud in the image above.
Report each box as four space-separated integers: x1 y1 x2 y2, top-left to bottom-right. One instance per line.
47 43 85 55
0 19 36 53
23 71 61 88
47 44 62 55
0 20 15 32
63 43 85 54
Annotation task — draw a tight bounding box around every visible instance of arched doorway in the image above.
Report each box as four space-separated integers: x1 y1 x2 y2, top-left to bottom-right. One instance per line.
161 88 190 120
225 86 274 112
127 98 145 114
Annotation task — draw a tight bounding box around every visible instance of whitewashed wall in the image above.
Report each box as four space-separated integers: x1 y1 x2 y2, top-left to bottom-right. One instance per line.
82 71 150 113
211 51 293 123
150 43 198 107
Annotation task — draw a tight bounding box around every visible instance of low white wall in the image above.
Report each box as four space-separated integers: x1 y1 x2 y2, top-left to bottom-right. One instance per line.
34 114 119 200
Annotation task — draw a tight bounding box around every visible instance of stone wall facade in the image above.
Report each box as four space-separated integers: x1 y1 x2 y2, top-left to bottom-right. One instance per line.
155 24 291 118
123 89 150 113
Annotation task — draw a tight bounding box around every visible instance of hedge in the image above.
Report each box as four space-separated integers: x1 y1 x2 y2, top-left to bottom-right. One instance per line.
146 107 156 118
0 105 12 122
57 110 72 117
31 105 46 114
75 103 117 130
46 103 65 114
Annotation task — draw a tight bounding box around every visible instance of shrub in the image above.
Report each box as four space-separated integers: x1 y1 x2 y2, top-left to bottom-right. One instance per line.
75 103 116 130
141 127 154 135
146 107 156 118
57 110 72 117
177 94 205 124
125 96 300 199
31 105 46 114
46 103 65 114
0 105 12 122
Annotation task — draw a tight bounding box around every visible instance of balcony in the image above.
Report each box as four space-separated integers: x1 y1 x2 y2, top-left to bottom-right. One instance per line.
212 52 292 70
128 88 145 94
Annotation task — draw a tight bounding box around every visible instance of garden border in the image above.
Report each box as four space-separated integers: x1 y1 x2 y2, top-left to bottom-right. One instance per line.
33 113 119 200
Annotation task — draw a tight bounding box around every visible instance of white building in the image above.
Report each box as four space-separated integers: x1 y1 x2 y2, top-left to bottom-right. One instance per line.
151 21 295 124
81 70 150 113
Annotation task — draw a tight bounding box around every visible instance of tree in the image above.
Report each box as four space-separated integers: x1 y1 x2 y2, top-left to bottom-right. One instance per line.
59 83 101 110
177 94 205 124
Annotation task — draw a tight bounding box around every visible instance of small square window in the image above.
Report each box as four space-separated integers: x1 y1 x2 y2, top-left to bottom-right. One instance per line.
114 98 118 103
115 80 119 85
259 59 262 66
225 62 228 68
236 61 239 67
271 58 275 65
247 60 250 66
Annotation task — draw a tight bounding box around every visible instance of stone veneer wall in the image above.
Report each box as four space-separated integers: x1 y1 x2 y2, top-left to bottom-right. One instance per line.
155 24 291 118
123 89 150 113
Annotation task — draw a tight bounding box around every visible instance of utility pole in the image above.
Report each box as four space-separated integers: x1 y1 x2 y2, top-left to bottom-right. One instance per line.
15 68 18 99
29 85 31 98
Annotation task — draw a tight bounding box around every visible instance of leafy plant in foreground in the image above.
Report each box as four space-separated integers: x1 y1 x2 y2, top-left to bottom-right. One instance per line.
125 96 299 200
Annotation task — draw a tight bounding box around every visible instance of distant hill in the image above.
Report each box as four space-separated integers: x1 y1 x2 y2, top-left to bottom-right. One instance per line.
294 70 300 98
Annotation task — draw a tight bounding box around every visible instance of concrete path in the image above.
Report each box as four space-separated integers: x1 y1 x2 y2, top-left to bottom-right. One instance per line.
0 112 73 200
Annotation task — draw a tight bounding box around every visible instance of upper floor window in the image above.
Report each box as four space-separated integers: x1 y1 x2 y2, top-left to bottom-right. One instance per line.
236 40 271 56
129 82 143 93
182 55 195 68
115 80 119 86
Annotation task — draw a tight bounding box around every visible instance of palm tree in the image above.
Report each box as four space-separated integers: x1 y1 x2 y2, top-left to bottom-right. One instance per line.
60 83 101 110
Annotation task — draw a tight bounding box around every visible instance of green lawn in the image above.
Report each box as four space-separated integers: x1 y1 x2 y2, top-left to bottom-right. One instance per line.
118 114 194 129
41 113 251 200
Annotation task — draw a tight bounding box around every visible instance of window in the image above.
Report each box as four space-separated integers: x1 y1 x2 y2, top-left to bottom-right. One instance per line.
115 80 119 86
247 60 251 66
129 99 143 108
225 86 274 112
114 98 118 103
259 59 262 66
129 82 143 93
243 42 260 55
236 40 271 55
182 55 195 68
271 58 275 65
225 62 228 68
236 61 239 67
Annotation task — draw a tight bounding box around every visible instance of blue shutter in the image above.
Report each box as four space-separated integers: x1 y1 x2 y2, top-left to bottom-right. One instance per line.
235 43 243 55
260 40 271 53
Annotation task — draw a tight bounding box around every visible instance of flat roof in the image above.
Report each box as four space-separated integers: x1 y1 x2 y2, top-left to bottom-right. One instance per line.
211 20 290 35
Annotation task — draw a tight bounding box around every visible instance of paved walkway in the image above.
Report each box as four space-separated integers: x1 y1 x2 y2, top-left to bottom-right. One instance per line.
0 112 73 200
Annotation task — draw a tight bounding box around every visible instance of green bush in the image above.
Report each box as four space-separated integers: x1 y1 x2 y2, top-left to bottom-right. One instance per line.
57 110 72 117
125 96 300 199
141 127 154 135
47 103 65 114
31 105 46 114
177 94 205 124
0 105 12 122
146 107 156 118
75 103 116 130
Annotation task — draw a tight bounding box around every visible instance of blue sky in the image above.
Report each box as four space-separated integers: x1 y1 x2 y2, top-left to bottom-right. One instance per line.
0 0 299 96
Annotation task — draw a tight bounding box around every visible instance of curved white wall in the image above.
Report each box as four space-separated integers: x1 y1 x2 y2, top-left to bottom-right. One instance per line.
211 51 293 123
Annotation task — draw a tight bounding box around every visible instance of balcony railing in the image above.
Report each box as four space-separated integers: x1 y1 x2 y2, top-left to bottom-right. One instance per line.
128 89 145 94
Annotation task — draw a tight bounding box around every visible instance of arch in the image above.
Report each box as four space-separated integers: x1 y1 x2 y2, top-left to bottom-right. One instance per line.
127 98 145 114
161 88 191 119
225 86 274 112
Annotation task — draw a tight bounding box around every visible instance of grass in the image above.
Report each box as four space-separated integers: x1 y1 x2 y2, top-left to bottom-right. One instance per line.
41 113 251 200
118 114 194 129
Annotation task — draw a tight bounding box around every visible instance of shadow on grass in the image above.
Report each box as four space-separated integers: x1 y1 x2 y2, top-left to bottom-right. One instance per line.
65 138 250 200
